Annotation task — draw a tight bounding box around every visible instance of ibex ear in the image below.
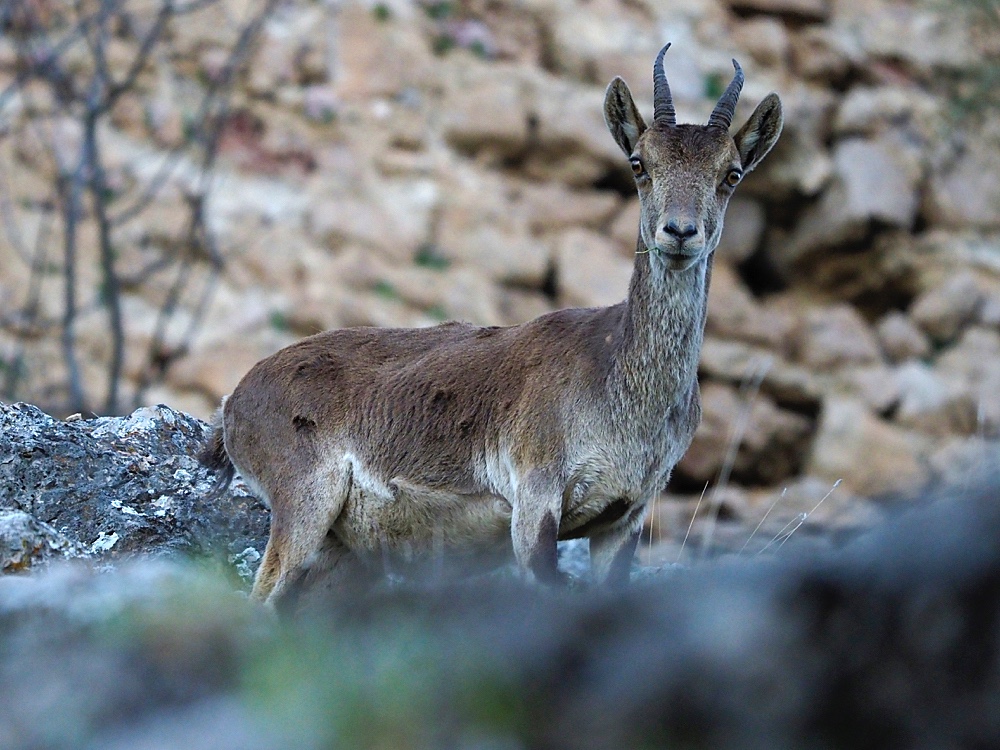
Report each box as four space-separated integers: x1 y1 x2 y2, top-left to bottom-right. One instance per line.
604 77 647 157
733 93 783 173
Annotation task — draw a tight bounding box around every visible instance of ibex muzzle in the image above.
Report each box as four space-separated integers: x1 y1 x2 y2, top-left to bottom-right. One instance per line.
200 44 783 610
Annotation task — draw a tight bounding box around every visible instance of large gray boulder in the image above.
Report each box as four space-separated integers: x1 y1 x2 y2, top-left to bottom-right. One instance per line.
0 402 268 578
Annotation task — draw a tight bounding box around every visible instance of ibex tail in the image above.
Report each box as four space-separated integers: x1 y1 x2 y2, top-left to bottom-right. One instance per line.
198 398 235 498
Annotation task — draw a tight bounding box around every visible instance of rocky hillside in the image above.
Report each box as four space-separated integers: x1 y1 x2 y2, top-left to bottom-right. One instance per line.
2 0 1000 548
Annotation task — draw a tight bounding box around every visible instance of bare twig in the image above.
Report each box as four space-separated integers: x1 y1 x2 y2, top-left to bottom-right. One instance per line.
1 0 277 413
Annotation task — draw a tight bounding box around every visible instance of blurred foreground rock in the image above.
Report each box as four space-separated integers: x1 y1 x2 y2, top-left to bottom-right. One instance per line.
1 477 999 749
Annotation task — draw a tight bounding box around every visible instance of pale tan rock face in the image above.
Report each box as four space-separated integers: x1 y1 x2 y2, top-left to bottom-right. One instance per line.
925 138 1000 229
807 397 930 498
935 328 1000 435
440 62 531 159
167 333 295 403
730 18 790 70
876 312 931 364
778 134 923 268
707 263 800 351
678 382 812 487
892 361 979 438
552 229 631 308
716 198 766 265
796 304 883 370
2 0 998 517
909 271 985 345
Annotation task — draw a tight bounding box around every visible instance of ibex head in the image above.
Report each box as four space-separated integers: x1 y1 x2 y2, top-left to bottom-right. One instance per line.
604 44 783 272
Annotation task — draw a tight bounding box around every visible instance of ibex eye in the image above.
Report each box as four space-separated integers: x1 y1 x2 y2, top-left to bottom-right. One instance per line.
630 158 645 177
725 169 742 187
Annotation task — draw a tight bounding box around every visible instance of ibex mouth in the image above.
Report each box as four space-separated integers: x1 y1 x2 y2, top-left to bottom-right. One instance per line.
656 249 703 271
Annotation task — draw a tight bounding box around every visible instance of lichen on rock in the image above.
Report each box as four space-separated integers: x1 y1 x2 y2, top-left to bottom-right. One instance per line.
0 402 269 579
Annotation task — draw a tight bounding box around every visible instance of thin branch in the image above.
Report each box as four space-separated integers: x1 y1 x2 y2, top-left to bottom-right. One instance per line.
0 18 88 112
1 209 53 400
57 166 87 413
3 0 279 414
0 158 33 265
86 115 126 413
111 0 279 227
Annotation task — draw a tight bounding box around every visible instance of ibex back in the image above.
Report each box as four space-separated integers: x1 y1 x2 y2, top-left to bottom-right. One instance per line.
201 44 783 608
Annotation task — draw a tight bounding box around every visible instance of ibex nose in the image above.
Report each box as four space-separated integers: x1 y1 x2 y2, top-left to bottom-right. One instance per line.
664 220 698 240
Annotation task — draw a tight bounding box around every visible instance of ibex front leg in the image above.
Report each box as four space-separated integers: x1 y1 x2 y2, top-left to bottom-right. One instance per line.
511 470 567 585
589 503 646 586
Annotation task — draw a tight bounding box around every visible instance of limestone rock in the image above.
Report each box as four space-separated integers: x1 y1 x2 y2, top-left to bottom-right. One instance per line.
4 485 1000 748
677 382 813 487
334 1 436 99
716 197 766 265
307 175 438 264
441 62 531 159
382 265 513 327
167 333 294 402
746 476 881 540
892 361 978 437
521 71 624 186
909 270 984 344
928 438 1000 488
0 402 269 566
925 138 1000 229
834 365 900 415
436 168 550 286
834 85 940 137
707 263 800 351
743 83 836 201
513 181 621 236
788 25 859 83
833 0 975 74
876 311 932 363
0 510 78 573
807 397 930 497
796 304 883 370
553 229 632 308
542 4 671 92
935 327 1000 435
699 337 824 410
729 18 791 69
723 0 830 22
780 134 922 267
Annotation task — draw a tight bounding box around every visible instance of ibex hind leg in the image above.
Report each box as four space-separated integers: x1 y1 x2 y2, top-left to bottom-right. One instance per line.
251 468 352 607
275 532 377 618
250 534 282 602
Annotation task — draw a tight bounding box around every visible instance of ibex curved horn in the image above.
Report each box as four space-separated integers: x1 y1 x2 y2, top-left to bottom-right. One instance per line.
707 59 744 131
652 43 675 126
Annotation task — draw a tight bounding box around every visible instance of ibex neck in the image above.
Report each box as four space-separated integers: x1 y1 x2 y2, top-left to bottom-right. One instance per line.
608 244 711 423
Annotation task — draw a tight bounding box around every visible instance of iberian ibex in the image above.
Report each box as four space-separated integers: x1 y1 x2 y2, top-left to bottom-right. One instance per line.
201 44 783 606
